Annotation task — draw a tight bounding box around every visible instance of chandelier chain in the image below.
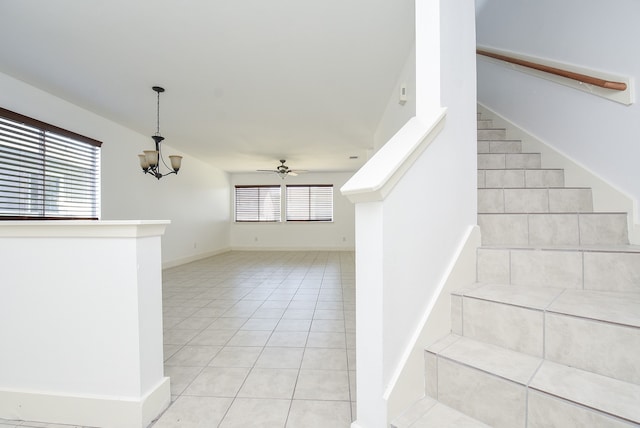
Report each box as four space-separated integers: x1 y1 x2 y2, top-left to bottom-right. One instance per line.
156 90 161 136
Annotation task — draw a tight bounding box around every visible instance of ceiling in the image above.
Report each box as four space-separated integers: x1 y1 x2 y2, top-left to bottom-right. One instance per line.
0 1 414 174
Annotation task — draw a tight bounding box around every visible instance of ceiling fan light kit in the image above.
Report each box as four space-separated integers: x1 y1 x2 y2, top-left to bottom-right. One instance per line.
138 86 183 180
257 159 307 179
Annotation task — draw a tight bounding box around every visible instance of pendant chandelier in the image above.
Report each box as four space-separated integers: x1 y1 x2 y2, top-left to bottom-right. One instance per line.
138 86 182 179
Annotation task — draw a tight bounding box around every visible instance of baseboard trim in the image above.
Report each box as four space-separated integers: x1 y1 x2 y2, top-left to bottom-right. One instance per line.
230 246 356 252
162 248 231 269
0 377 170 428
163 247 356 269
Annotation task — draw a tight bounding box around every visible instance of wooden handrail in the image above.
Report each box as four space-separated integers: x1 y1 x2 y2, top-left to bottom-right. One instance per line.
477 49 627 91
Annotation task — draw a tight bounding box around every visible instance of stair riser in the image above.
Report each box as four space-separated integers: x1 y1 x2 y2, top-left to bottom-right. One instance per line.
477 248 640 292
478 188 593 213
426 356 527 428
455 296 544 357
477 140 522 153
479 213 629 246
478 169 565 188
478 153 541 169
545 313 640 384
528 390 636 428
478 129 507 139
477 119 494 129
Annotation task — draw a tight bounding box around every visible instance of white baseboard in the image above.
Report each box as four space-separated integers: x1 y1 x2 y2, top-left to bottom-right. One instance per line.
230 246 356 252
0 377 170 428
163 247 356 269
162 248 231 269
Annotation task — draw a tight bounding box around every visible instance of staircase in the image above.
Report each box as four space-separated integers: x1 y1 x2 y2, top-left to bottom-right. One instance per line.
391 113 640 427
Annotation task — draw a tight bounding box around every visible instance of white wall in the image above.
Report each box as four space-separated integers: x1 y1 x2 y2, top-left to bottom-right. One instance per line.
230 172 355 250
0 72 231 266
476 0 640 218
373 44 417 151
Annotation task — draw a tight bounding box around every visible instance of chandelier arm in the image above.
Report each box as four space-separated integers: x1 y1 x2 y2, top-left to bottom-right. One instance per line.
158 142 174 173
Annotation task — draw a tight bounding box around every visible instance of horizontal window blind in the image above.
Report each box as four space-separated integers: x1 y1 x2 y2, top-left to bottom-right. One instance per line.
286 185 333 221
235 185 281 222
0 108 101 220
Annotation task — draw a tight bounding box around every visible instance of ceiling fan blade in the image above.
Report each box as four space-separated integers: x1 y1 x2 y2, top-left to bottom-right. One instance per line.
288 171 298 176
256 169 278 172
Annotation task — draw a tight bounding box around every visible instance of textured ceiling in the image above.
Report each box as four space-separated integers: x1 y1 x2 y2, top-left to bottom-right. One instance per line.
0 0 414 173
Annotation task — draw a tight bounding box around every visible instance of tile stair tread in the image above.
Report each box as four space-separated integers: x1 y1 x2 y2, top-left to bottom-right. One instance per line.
452 283 564 310
427 334 542 385
477 139 522 142
391 396 491 428
409 402 493 427
478 168 564 170
453 283 640 326
478 152 541 155
547 288 640 327
426 333 460 354
390 396 437 427
479 243 640 253
478 169 564 171
426 335 640 424
478 209 599 215
478 186 591 190
480 168 547 171
530 360 640 424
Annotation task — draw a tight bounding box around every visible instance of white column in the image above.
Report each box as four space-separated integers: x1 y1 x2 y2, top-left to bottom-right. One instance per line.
0 220 171 428
351 202 387 428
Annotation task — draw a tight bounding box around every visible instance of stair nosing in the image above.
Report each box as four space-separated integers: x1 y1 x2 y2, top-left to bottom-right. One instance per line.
529 360 640 424
478 243 640 253
429 335 542 386
457 283 640 328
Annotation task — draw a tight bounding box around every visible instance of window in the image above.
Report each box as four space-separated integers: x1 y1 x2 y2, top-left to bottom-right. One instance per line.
286 185 333 222
235 185 281 222
0 107 101 220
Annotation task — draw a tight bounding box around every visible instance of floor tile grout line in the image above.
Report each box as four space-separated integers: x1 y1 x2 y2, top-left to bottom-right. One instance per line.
154 251 356 427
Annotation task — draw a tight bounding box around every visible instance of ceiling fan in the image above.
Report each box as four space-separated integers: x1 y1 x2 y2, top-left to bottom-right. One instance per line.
257 159 307 179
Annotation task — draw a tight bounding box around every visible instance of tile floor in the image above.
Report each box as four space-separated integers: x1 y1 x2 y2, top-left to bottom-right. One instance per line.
155 251 356 428
0 251 356 428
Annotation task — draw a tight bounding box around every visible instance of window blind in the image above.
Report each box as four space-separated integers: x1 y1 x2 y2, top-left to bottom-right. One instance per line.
286 185 333 221
0 107 101 220
235 185 281 222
